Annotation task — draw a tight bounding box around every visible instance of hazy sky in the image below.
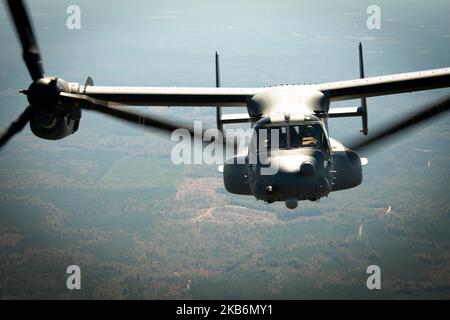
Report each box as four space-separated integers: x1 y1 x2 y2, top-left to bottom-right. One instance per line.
1 0 449 138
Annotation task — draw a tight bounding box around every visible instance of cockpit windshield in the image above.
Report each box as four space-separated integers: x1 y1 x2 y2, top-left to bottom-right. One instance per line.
257 122 327 151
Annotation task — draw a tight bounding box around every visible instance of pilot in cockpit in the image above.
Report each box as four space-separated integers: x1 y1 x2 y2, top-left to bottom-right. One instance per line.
289 124 321 148
259 123 325 150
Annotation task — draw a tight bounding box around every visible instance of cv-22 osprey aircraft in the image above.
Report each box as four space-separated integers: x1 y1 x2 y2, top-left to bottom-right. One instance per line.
1 0 450 208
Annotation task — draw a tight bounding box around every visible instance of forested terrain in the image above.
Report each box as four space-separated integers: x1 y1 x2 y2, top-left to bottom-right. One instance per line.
1 119 449 299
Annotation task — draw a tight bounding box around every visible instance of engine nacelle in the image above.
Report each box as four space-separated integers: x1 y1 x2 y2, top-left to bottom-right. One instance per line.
332 150 363 191
223 155 252 195
25 77 82 140
30 108 81 140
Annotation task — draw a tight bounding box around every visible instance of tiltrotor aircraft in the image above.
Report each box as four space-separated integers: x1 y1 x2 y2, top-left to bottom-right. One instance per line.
1 0 449 208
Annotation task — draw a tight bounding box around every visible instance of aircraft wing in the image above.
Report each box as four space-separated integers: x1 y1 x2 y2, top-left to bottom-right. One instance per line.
77 85 264 107
74 67 450 108
311 67 450 102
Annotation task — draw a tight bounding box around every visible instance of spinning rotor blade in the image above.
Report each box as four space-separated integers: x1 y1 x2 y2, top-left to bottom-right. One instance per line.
5 0 44 80
60 93 232 146
0 106 34 148
349 96 450 152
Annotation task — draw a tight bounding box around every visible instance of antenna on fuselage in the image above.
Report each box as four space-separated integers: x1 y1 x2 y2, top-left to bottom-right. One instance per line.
359 43 369 135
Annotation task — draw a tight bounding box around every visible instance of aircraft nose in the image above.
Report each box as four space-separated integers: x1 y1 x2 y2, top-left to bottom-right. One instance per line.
252 152 331 204
277 156 317 176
